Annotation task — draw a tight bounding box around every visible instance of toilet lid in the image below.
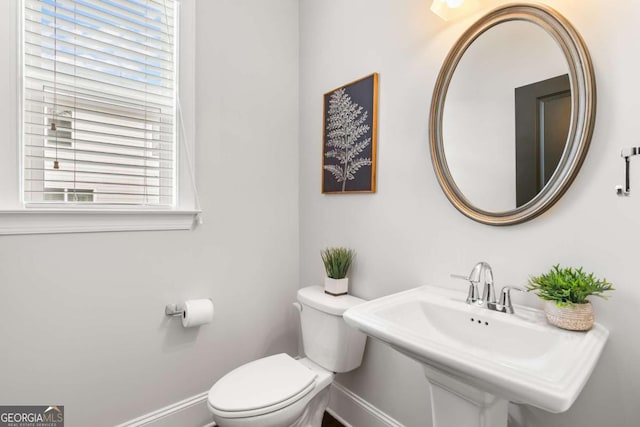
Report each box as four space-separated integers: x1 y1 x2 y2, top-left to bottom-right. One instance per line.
208 353 317 415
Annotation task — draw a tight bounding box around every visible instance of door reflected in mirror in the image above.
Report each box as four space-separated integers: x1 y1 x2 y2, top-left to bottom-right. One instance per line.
443 21 570 212
515 74 570 207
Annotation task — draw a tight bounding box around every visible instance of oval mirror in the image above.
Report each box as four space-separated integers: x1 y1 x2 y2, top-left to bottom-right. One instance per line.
429 4 595 225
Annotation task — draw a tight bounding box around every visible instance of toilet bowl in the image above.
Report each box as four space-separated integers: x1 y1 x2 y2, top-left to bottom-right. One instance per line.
207 286 367 427
208 355 333 427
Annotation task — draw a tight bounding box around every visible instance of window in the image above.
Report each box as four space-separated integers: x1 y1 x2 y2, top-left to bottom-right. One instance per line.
0 0 197 234
44 187 94 202
23 0 177 207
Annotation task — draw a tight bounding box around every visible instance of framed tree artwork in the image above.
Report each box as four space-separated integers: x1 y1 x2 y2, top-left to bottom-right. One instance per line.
322 73 378 193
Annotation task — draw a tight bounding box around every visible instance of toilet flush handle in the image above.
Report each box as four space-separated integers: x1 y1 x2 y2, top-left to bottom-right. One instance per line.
292 302 303 313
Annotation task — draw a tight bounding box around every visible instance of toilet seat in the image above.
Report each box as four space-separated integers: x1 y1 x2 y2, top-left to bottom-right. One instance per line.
208 353 318 419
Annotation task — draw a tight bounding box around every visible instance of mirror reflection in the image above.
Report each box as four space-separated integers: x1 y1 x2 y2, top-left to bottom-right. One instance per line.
443 21 570 212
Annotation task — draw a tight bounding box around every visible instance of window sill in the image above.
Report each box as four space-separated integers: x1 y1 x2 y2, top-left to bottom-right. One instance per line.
0 209 201 235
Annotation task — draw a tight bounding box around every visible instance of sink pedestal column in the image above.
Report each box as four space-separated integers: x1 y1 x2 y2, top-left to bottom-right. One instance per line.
424 366 508 427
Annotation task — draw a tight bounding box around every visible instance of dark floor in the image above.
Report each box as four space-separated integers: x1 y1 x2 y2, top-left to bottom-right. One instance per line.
322 411 345 427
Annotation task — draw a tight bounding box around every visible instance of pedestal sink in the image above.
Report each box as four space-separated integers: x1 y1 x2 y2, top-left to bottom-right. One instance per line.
343 285 609 427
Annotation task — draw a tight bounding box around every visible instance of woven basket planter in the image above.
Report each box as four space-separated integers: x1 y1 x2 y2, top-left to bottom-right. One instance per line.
544 301 594 331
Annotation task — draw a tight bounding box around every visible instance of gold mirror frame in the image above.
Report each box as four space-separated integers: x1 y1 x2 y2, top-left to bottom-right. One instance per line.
429 3 596 225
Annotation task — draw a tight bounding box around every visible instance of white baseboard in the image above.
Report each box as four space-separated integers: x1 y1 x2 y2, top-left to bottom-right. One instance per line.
115 382 402 427
114 391 214 427
327 382 405 427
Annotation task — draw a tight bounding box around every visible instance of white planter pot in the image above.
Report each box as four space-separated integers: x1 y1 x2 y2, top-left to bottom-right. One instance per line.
324 277 349 296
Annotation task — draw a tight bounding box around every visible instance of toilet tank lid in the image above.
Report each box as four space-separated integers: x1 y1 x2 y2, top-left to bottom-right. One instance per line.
297 286 366 316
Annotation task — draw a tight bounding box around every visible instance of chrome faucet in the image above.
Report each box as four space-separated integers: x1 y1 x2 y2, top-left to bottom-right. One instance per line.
452 262 523 314
472 261 495 306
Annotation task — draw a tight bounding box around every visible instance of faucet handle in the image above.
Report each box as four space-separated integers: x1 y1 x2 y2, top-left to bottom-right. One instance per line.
450 274 479 304
498 286 525 314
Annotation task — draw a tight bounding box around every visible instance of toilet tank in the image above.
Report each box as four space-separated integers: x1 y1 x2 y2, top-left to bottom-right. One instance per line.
296 286 367 373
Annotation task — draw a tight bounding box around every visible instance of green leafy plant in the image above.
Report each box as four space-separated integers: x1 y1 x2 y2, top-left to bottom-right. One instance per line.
527 265 614 306
321 247 355 279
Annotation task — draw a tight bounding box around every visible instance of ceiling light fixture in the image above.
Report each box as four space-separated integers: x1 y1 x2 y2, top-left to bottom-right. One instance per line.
430 0 482 21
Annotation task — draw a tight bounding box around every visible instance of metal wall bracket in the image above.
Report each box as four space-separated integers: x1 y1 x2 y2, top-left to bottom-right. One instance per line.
164 303 184 317
616 147 640 196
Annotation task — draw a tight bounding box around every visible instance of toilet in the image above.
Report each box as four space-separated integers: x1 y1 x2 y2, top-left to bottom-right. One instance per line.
207 285 367 427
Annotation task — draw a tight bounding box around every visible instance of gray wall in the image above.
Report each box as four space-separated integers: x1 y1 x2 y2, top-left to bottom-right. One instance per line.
0 1 300 426
300 0 640 426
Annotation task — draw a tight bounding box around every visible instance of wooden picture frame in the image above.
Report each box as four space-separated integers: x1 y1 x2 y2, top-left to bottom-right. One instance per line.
322 73 378 194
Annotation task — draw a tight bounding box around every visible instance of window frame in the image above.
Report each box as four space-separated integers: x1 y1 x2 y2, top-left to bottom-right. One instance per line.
0 0 199 235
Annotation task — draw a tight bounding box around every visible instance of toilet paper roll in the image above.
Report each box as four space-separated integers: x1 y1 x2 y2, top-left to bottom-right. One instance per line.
182 299 214 327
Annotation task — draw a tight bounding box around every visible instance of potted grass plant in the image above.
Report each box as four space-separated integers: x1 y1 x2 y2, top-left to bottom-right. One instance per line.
527 265 614 331
321 247 355 296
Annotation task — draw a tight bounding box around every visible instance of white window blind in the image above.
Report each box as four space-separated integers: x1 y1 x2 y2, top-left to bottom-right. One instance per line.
23 0 177 207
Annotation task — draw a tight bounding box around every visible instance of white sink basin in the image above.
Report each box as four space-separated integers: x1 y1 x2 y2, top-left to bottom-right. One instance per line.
343 285 608 418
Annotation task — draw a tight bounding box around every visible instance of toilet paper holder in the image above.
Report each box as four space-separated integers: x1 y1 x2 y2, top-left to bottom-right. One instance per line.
165 303 184 317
